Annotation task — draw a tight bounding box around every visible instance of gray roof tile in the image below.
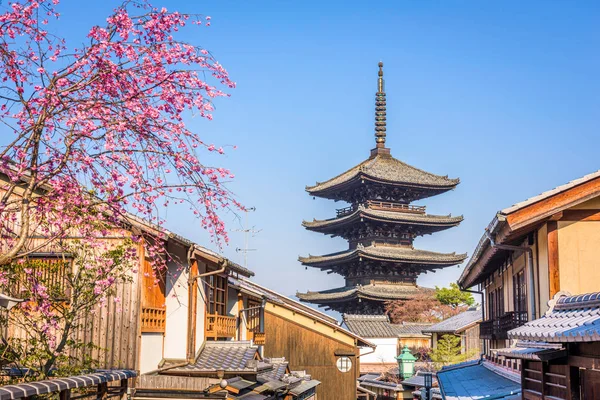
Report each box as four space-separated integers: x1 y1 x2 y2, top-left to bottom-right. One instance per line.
168 341 260 373
422 309 482 334
306 154 459 194
437 361 521 400
343 314 432 338
509 291 600 342
298 284 434 303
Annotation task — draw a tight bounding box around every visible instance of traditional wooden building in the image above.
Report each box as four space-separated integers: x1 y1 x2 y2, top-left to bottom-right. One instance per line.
297 62 466 314
458 170 600 367
342 314 431 374
451 170 600 399
422 307 482 356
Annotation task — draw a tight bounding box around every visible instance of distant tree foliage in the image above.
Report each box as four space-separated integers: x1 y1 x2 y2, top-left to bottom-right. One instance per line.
435 283 476 308
386 284 475 324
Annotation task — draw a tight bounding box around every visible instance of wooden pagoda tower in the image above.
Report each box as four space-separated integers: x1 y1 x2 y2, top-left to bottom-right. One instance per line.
297 63 466 314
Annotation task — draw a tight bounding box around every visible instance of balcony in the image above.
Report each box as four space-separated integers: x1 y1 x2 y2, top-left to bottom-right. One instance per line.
479 311 528 340
205 314 236 339
335 201 426 217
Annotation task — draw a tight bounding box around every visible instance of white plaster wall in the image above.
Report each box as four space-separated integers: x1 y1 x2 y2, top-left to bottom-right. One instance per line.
139 333 164 373
360 338 397 364
164 241 190 360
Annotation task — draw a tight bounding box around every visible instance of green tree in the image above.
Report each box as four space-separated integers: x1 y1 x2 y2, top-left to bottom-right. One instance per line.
430 334 478 370
435 283 476 308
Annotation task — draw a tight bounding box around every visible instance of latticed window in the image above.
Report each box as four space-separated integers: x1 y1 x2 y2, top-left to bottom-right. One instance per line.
488 286 504 319
208 274 227 315
513 269 527 318
246 298 261 334
7 257 72 301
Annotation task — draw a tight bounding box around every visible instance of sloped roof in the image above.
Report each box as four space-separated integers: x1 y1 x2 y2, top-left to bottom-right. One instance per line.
437 361 521 400
232 277 375 348
459 170 600 289
299 245 467 267
343 314 432 338
164 341 262 374
297 284 434 303
302 206 463 230
494 341 566 361
306 153 459 195
422 308 482 334
509 291 600 342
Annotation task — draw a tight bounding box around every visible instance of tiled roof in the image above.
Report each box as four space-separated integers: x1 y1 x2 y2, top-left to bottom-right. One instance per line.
401 373 438 388
257 358 288 381
0 370 136 400
509 291 600 342
343 314 432 338
165 341 261 374
287 379 321 396
494 341 566 361
422 308 482 334
297 284 434 303
437 361 521 400
299 245 467 267
501 169 600 214
306 153 459 194
302 206 463 230
230 278 375 348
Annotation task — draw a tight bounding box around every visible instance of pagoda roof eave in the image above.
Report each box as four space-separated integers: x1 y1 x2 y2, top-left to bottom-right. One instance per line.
296 284 435 304
305 154 460 197
298 246 467 268
302 207 464 231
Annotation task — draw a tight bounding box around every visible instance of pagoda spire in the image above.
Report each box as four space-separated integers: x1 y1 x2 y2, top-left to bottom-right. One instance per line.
374 62 387 148
371 62 390 158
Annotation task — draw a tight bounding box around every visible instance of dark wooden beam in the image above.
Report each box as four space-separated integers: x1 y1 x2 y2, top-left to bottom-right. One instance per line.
567 355 600 369
548 221 560 298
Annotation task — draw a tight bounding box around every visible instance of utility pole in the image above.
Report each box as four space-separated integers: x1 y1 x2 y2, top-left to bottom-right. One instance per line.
234 207 261 268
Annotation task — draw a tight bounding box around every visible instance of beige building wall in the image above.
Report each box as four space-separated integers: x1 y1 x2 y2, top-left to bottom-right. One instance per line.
536 223 550 315
557 220 600 296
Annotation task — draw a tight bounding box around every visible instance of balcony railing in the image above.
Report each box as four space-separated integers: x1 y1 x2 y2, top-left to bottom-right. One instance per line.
367 200 426 214
253 332 266 345
479 311 528 340
205 313 236 339
335 201 426 218
141 306 166 333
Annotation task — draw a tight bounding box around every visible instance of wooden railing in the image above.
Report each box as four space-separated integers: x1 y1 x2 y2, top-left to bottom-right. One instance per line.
367 200 426 214
335 201 426 217
141 306 166 333
480 311 528 340
253 332 266 345
479 319 495 339
205 313 236 339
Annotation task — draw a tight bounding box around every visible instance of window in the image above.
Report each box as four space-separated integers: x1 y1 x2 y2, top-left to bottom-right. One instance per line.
7 257 72 301
246 298 261 334
488 286 504 319
513 270 527 323
208 273 227 315
336 356 352 373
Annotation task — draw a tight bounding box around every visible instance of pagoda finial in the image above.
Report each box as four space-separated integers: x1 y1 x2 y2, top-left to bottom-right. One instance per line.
374 62 387 149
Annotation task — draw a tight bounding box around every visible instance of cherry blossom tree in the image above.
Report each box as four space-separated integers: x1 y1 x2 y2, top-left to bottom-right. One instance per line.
0 0 239 378
0 0 238 266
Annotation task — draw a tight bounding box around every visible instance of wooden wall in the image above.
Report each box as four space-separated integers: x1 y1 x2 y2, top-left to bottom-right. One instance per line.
463 325 481 354
263 311 359 400
4 239 143 372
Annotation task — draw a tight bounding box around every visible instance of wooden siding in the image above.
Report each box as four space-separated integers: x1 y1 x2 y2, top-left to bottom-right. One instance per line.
463 324 481 354
263 310 359 400
5 240 142 371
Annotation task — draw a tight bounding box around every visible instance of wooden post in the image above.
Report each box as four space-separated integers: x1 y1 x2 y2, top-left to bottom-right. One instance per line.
120 378 129 400
187 259 198 361
548 221 560 298
59 389 71 400
97 382 108 400
567 366 581 400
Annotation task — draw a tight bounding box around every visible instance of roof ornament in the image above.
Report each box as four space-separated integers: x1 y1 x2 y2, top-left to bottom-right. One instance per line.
374 62 387 149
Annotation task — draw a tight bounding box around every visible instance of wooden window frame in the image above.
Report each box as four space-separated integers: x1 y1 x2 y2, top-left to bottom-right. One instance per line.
208 273 228 316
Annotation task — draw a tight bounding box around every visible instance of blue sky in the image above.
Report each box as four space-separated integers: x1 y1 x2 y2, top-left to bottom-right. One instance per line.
5 1 600 312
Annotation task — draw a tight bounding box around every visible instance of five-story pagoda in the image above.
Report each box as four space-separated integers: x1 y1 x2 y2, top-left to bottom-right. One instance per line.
297 63 466 314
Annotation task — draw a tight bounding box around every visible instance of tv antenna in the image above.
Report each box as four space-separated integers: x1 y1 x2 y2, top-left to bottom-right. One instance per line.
234 207 261 268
